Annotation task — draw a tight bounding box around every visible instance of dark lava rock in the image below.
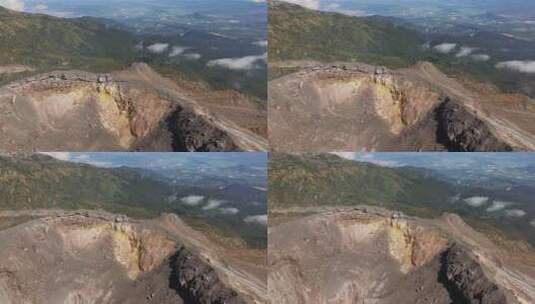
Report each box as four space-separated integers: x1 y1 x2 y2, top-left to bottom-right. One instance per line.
167 108 239 152
169 247 246 304
435 98 513 152
440 244 508 304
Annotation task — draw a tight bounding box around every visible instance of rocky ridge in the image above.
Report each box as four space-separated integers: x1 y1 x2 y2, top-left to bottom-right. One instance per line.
0 210 254 304
269 206 533 304
268 61 535 151
0 64 267 152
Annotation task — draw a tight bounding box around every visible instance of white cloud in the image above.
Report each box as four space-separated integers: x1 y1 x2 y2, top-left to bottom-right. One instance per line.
180 195 205 206
282 0 320 9
40 152 71 161
67 154 112 168
337 9 366 16
167 194 178 203
530 219 535 228
147 43 169 54
244 214 268 226
325 3 339 9
207 53 267 70
202 199 225 210
331 152 356 160
463 196 489 207
0 0 24 11
254 40 268 47
183 53 202 60
169 46 189 57
434 43 457 54
505 209 526 217
34 4 47 10
219 207 239 215
456 46 476 57
496 61 535 74
486 200 514 212
471 54 490 62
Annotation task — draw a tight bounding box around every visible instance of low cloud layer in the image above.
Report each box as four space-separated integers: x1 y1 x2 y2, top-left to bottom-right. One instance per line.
463 196 489 207
202 199 225 210
183 53 202 60
505 209 526 217
434 43 457 54
147 43 169 54
167 194 178 203
486 200 514 212
180 195 205 206
206 53 267 70
244 214 267 226
496 60 535 74
169 46 188 57
219 207 239 215
471 54 491 62
456 46 476 58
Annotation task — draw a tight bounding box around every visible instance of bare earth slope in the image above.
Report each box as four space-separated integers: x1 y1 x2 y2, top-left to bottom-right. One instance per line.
268 206 535 304
268 62 535 152
0 210 267 304
0 63 267 152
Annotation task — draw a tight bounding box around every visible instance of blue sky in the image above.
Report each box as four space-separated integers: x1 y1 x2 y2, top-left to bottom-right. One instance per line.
41 152 267 169
332 152 535 170
280 0 534 17
0 0 265 14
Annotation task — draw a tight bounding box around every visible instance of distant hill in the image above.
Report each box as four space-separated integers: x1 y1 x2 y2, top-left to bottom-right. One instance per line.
268 153 453 217
268 0 424 68
0 6 137 72
0 155 172 218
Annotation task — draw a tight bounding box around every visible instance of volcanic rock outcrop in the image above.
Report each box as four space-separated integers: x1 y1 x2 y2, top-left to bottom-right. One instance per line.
441 244 507 304
0 210 264 304
435 99 512 152
268 62 535 151
0 63 267 152
268 206 535 304
170 248 246 304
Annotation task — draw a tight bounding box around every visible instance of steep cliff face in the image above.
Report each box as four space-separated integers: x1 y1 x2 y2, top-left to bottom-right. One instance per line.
0 64 267 152
169 247 246 304
440 245 507 304
268 62 535 152
268 208 521 304
166 109 239 152
435 99 513 152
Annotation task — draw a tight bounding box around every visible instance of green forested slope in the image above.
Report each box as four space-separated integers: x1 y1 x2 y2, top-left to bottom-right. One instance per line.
269 153 453 217
0 155 171 218
0 6 137 71
269 1 424 68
